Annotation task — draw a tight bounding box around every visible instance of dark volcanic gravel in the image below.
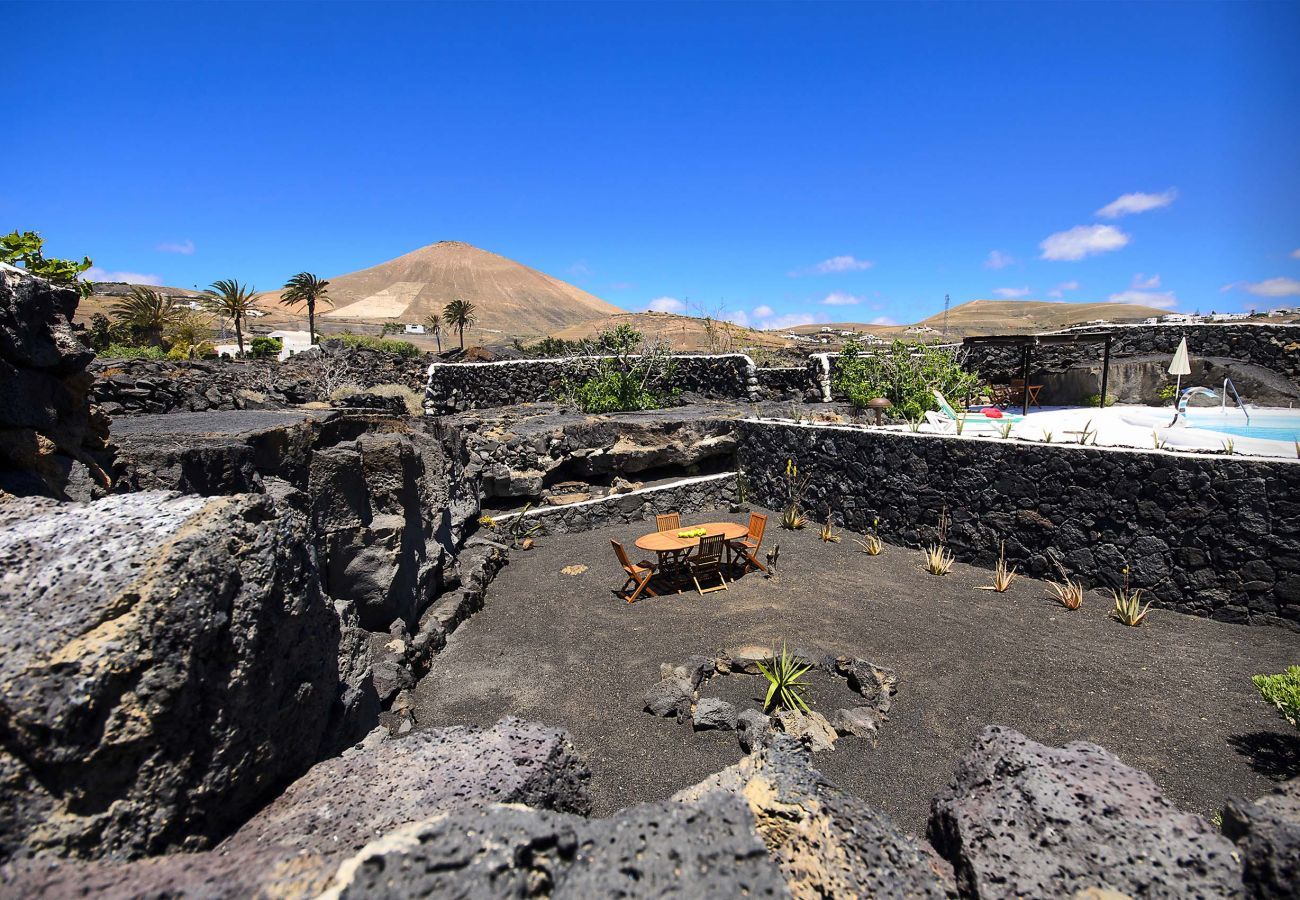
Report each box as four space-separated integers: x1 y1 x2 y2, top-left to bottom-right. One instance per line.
412 507 1300 832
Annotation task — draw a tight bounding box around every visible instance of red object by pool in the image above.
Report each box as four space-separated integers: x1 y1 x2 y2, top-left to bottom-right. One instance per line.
982 408 1003 418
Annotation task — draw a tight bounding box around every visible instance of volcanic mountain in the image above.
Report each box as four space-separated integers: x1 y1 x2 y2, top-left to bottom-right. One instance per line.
266 241 621 340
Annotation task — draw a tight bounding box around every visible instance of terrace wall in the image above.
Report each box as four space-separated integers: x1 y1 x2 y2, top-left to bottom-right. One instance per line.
736 419 1300 630
492 471 738 535
423 354 759 413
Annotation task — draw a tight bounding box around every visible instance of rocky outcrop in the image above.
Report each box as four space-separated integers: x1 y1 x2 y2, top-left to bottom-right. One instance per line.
0 268 110 499
90 344 431 416
929 725 1245 899
0 491 368 862
1 719 591 897
1222 778 1300 899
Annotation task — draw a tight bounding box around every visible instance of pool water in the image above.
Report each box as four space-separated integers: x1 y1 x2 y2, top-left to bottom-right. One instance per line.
1183 410 1300 444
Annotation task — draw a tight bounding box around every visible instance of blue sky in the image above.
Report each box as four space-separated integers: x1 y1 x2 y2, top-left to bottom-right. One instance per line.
5 1 1298 328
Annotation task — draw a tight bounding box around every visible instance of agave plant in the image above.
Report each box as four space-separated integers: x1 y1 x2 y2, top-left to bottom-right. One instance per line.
923 543 954 576
779 458 810 530
1110 566 1151 626
756 642 813 714
998 420 1014 439
1047 578 1085 610
854 534 883 555
819 508 841 543
984 541 1018 592
782 503 807 530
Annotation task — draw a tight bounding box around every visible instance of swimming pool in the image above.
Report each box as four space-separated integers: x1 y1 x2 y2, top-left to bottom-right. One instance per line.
1183 409 1300 443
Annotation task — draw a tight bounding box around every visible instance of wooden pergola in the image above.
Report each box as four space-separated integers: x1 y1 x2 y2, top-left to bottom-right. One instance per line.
962 331 1116 416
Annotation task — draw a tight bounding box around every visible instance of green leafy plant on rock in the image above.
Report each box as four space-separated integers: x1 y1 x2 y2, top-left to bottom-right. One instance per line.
756 642 813 714
1252 667 1300 730
0 230 93 296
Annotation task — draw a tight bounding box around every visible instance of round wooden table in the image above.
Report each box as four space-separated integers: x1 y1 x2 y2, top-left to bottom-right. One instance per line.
635 520 749 555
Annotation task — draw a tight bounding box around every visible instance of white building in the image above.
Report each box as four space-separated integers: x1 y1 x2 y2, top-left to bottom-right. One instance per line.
404 323 426 335
268 330 314 360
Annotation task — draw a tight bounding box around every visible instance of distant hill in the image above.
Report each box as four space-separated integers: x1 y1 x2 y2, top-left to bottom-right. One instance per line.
259 241 620 342
551 311 788 352
789 299 1171 340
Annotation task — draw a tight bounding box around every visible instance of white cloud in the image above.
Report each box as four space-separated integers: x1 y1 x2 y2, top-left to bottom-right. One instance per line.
790 255 874 276
646 296 685 313
84 266 163 285
869 316 897 326
1241 277 1300 298
723 309 750 327
1039 224 1130 261
821 291 861 306
752 305 774 318
156 239 195 255
1047 280 1080 298
984 250 1014 270
992 287 1032 299
757 312 826 331
1290 248 1300 260
1130 273 1161 289
1096 189 1178 219
1107 290 1178 309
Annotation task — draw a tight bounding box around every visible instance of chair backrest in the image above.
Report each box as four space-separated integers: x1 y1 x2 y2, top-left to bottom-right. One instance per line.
611 539 633 571
695 533 725 566
748 512 767 544
931 389 960 421
656 512 681 533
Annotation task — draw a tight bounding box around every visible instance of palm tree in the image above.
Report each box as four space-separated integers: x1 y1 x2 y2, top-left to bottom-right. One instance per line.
203 279 259 357
424 312 443 352
443 299 477 350
280 272 333 345
110 286 182 347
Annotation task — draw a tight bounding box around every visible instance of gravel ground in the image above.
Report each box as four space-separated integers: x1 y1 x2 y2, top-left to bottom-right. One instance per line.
413 506 1300 832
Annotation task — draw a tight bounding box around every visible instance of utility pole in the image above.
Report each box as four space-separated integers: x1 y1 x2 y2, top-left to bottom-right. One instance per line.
942 293 951 337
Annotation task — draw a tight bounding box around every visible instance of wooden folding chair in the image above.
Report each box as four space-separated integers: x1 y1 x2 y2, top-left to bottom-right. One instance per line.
729 512 768 573
688 533 728 595
612 540 658 603
656 512 681 533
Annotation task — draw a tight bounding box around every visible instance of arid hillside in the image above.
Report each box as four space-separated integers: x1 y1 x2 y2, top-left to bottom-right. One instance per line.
260 241 621 342
551 311 789 352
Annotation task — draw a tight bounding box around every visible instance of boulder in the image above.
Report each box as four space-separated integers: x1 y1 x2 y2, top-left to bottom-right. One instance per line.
693 697 739 731
929 725 1245 899
676 737 952 897
0 490 359 862
643 675 694 719
326 793 783 898
776 708 838 752
0 719 592 898
1222 778 1300 899
831 706 880 739
736 708 774 753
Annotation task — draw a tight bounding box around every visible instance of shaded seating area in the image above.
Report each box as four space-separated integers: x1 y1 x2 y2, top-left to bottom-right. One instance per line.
963 330 1116 415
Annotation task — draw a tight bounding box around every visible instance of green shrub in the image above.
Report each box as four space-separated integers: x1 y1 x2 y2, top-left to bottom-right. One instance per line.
334 332 421 358
1253 667 1300 730
514 336 584 357
1156 383 1178 402
249 336 283 358
559 359 677 413
1084 393 1117 407
102 343 167 360
1 230 93 296
832 339 979 420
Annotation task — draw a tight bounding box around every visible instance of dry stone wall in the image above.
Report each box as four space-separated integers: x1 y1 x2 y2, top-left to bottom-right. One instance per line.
424 353 759 413
737 419 1300 629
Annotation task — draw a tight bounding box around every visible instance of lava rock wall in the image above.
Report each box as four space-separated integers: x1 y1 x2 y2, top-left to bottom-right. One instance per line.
0 269 110 498
737 419 1300 629
424 353 759 413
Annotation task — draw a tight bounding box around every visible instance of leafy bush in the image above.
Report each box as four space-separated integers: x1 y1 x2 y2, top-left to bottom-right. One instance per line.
1 230 93 296
833 339 980 420
1084 393 1117 408
166 341 217 360
334 333 421 358
102 343 167 360
1253 667 1300 730
1156 383 1178 402
249 336 283 358
559 359 677 413
514 336 584 357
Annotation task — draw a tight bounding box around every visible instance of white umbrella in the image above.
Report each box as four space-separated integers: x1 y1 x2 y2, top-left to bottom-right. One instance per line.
1168 336 1191 402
